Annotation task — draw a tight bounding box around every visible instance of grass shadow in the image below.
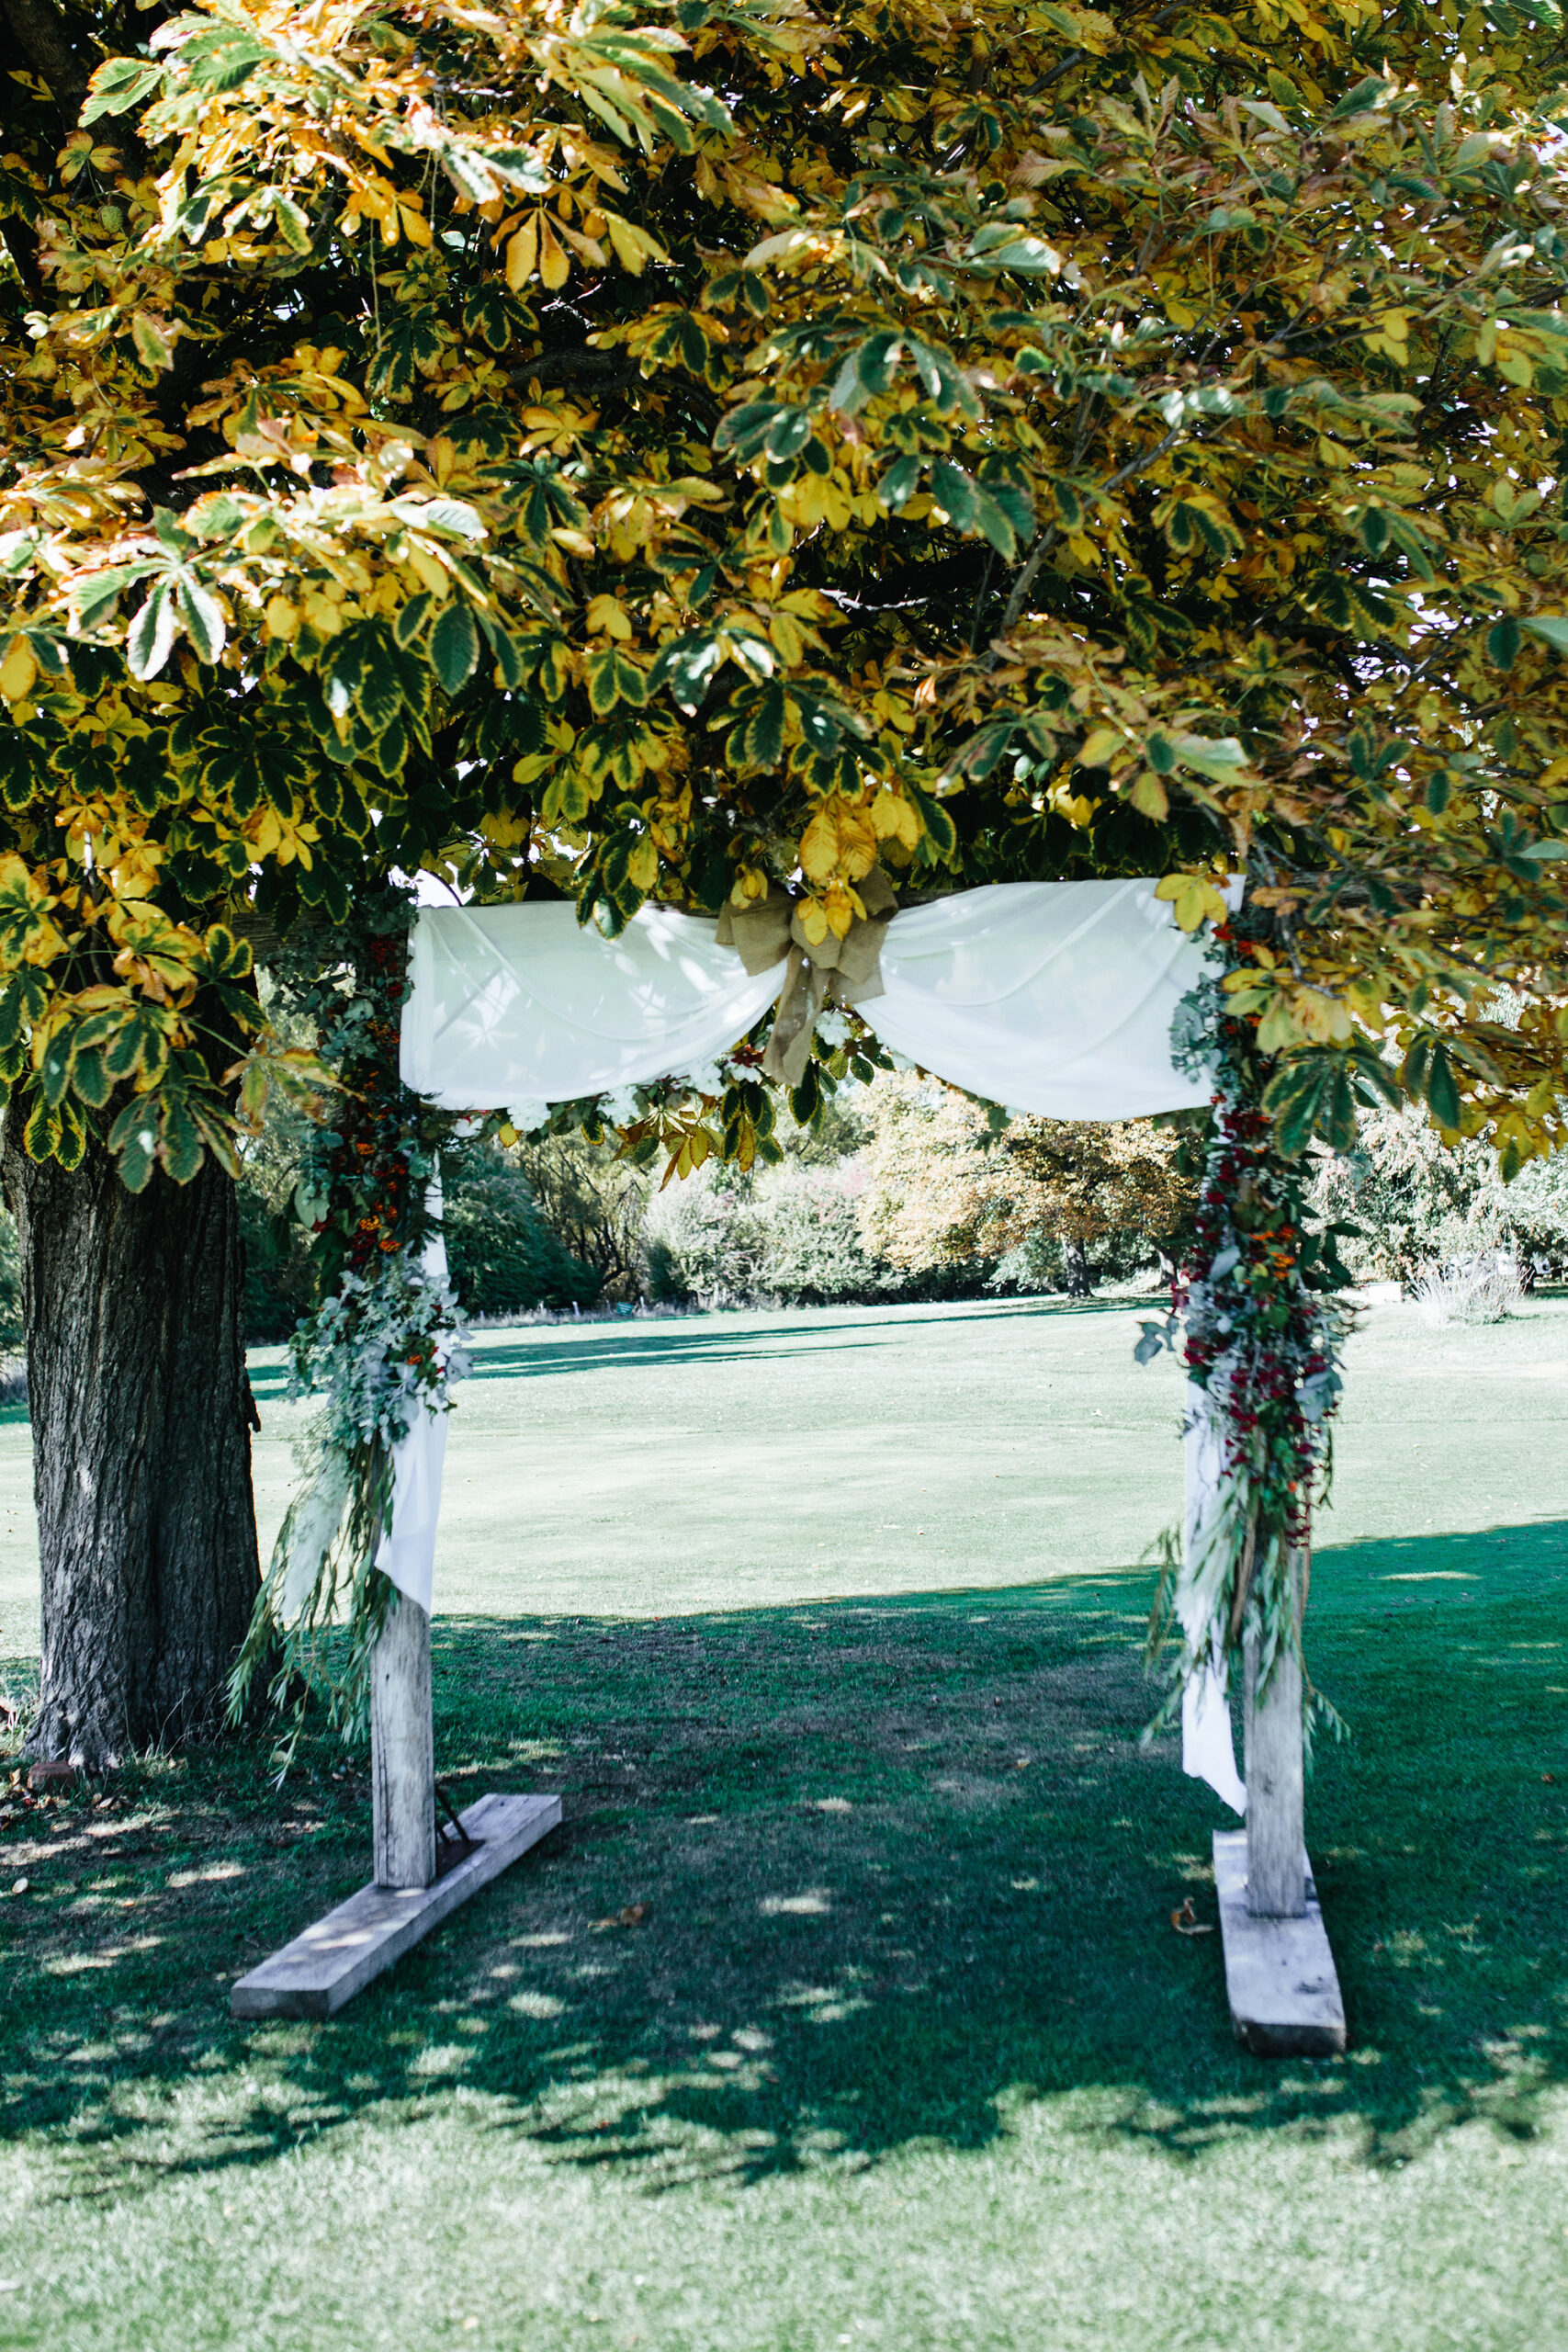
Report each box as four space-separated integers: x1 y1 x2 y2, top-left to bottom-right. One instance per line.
1 1519 1564 2201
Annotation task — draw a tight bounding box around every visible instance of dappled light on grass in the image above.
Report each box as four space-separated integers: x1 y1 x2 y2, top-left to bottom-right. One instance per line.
2 1543 1565 2188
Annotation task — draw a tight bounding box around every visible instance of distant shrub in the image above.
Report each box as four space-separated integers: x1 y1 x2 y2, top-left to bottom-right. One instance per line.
642 1156 997 1308
444 1144 602 1316
1414 1250 1523 1328
855 1072 1197 1295
239 1179 320 1345
1310 1105 1568 1290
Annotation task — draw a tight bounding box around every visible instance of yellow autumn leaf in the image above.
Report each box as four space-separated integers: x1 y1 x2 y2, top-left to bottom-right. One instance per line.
1154 873 1230 933
505 216 538 289
870 790 919 850
584 594 634 640
1077 724 1125 770
537 220 570 291
795 894 830 945
0 640 38 703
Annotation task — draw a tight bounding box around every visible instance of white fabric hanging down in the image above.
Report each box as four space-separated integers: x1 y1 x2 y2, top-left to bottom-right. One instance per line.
400 878 1224 1121
1180 1382 1247 1815
373 1186 451 1617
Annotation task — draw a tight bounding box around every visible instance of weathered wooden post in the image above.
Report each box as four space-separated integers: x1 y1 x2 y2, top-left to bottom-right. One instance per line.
370 1593 437 1890
1213 1537 1344 2054
1241 1554 1304 1919
231 1493 559 2022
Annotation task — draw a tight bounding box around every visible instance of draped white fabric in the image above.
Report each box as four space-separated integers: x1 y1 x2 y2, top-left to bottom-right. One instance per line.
400 879 1222 1121
403 901 779 1114
1180 1383 1247 1815
374 1193 451 1616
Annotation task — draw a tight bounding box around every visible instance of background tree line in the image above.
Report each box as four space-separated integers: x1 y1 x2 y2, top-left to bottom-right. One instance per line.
128 1066 1568 1350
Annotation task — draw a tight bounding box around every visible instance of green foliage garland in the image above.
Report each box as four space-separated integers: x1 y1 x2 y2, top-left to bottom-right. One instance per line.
1145 900 1359 1732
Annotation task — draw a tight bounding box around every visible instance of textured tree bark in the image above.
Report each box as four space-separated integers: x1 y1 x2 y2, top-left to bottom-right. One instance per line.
1061 1237 1095 1296
3 1126 260 1765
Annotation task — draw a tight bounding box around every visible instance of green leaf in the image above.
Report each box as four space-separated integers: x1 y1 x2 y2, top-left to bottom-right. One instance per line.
126 582 176 681
931 460 980 531
906 781 958 861
72 1046 111 1110
790 1061 821 1125
430 601 479 694
972 488 1020 559
175 576 226 663
1427 1044 1461 1129
1327 73 1394 119
732 684 785 769
1523 616 1568 653
83 56 164 122
179 25 273 92
1486 615 1522 671
1309 573 1396 634
393 593 434 650
130 312 175 373
107 1100 157 1192
39 1035 70 1108
159 1095 204 1185
272 195 313 254
413 498 486 542
585 645 648 716
1261 1057 1339 1157
54 1099 86 1172
22 1092 59 1165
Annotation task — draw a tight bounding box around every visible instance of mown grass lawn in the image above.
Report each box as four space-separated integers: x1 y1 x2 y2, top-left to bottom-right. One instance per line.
0 1293 1565 2351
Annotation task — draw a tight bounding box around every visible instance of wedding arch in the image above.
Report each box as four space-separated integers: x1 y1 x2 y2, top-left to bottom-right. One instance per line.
233 876 1343 2056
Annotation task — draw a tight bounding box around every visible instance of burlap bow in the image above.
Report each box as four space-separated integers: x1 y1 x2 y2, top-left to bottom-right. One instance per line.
715 871 898 1086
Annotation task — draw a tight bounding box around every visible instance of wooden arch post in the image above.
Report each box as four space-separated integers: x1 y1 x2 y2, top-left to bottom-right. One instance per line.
370 1590 437 1889
1188 1455 1344 2057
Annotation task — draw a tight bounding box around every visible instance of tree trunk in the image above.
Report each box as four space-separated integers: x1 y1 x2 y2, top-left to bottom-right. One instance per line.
4 1126 260 1765
1061 1237 1095 1296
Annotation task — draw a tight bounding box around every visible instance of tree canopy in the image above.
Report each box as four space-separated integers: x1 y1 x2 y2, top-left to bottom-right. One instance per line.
3 0 1568 1189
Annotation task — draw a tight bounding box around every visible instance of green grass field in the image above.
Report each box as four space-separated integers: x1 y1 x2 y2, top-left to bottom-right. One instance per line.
1 1292 1566 2351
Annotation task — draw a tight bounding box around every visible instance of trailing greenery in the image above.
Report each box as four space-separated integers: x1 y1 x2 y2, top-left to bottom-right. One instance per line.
1144 899 1360 1720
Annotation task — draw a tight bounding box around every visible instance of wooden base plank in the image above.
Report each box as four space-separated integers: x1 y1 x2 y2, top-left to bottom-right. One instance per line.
231 1792 561 2021
1213 1828 1346 2059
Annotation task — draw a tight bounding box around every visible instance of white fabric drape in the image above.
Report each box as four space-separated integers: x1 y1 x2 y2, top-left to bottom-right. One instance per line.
374 1187 451 1616
400 879 1223 1121
1180 1382 1247 1815
402 901 779 1113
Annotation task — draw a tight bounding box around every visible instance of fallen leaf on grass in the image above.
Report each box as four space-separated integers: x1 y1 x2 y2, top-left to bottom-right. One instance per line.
592 1904 649 1929
1171 1898 1213 1937
8 1878 28 1896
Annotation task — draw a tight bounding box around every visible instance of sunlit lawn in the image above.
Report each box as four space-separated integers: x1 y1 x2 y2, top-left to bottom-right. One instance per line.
0 1293 1565 2350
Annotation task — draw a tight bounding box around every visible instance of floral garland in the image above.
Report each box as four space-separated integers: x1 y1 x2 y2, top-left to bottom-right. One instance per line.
1143 902 1358 1736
